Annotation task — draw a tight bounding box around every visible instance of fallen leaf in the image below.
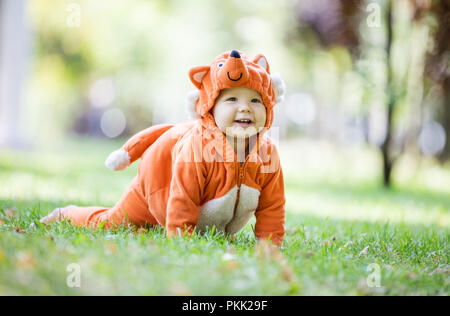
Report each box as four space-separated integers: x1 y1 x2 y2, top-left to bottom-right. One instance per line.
225 260 240 271
359 246 370 257
431 267 450 275
282 266 294 283
132 227 148 235
5 208 17 218
16 252 35 269
339 240 353 251
255 241 296 284
227 246 235 254
105 242 118 255
0 219 4 226
255 240 285 263
168 282 193 296
320 240 332 246
14 226 25 234
222 247 239 270
344 241 353 247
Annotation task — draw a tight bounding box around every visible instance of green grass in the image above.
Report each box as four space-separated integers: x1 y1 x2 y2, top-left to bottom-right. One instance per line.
0 138 448 295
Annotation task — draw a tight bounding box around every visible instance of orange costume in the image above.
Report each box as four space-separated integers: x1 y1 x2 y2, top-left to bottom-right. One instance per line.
45 50 287 246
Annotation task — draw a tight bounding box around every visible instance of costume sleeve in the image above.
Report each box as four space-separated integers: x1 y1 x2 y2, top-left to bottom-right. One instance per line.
254 147 286 247
165 145 206 238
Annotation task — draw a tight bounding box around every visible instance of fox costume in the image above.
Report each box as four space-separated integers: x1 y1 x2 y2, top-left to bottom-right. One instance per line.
42 50 287 246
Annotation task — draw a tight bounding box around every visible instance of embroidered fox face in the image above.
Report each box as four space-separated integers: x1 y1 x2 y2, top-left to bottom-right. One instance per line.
209 50 253 85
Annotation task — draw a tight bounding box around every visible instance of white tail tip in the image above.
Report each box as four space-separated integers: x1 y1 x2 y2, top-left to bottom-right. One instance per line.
105 149 130 171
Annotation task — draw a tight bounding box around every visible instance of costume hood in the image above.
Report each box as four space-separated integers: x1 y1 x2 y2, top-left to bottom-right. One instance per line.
185 50 286 131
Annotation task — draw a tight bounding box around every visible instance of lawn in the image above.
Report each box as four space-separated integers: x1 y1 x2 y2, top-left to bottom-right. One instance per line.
0 138 448 295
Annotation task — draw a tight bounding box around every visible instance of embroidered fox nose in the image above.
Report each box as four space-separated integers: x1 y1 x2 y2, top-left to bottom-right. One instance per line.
222 49 249 85
230 50 241 58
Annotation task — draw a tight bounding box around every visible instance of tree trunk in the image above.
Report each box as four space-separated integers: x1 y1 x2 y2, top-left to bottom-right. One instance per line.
381 0 395 187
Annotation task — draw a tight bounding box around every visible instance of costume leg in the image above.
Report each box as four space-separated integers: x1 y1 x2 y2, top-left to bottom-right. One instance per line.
42 177 158 229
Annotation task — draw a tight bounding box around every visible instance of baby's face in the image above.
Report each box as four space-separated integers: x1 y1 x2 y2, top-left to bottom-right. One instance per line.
212 87 266 139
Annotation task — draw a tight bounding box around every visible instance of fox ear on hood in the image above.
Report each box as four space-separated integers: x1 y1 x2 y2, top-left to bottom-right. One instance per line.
189 66 210 89
253 54 270 74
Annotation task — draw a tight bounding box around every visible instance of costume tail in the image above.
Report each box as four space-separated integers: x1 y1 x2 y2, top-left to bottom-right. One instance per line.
105 124 173 171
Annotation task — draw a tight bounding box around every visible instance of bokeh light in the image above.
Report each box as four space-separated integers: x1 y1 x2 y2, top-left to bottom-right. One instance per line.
100 108 127 138
284 93 317 126
419 121 447 157
89 78 116 108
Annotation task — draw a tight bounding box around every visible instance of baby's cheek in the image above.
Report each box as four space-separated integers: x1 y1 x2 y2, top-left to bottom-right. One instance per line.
256 110 267 127
214 117 229 135
215 109 234 128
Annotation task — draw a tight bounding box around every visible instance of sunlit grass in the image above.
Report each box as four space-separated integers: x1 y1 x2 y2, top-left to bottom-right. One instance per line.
0 137 448 295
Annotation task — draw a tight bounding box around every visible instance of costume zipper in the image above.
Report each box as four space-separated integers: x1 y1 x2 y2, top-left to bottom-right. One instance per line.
232 159 248 218
228 138 256 230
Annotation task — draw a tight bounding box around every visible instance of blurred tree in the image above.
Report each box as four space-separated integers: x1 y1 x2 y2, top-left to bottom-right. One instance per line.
419 0 450 161
290 0 449 187
0 0 28 147
291 0 398 186
381 0 396 187
398 0 449 161
294 0 363 56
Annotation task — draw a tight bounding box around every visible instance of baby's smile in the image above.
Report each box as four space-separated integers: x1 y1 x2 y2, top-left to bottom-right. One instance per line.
233 117 254 128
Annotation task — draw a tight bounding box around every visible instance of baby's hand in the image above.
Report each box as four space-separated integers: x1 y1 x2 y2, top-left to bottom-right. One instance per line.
40 205 75 224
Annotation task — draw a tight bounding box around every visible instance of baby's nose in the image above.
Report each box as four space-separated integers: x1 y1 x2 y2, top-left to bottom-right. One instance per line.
237 101 251 111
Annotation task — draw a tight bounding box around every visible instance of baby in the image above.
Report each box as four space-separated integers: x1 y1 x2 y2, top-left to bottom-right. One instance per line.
40 50 287 246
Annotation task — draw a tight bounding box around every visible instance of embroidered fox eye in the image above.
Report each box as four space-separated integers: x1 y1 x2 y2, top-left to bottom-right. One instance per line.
218 62 224 67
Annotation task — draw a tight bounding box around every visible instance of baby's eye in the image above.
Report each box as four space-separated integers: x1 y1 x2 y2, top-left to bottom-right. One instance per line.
226 97 237 102
251 98 262 103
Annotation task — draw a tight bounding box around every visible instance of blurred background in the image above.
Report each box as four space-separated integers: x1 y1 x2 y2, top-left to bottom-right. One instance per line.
0 0 449 192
